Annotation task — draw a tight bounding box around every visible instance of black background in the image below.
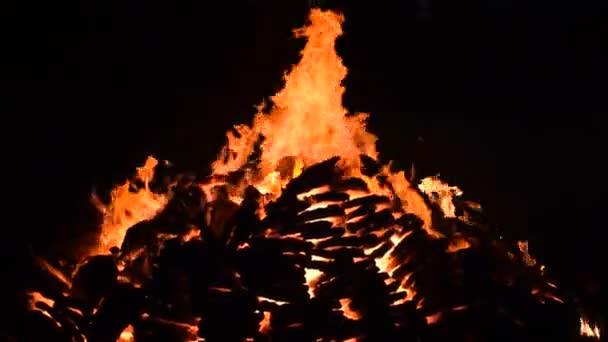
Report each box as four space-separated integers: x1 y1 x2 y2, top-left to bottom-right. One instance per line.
4 0 606 329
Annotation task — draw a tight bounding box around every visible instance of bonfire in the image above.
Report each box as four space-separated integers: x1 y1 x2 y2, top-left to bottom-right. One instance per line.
19 9 600 342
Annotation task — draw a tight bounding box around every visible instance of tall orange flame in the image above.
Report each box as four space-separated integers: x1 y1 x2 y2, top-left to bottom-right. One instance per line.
212 10 377 180
210 9 436 233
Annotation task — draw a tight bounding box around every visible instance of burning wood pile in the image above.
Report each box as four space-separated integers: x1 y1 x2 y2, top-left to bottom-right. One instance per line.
18 9 599 342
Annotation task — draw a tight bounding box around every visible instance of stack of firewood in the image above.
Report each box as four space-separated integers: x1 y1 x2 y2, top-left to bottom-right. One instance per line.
16 155 588 342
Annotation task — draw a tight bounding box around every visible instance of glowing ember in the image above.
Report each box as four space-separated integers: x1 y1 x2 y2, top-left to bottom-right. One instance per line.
446 237 471 253
28 291 55 310
258 311 272 333
118 325 135 342
339 298 361 320
304 268 324 298
518 240 537 267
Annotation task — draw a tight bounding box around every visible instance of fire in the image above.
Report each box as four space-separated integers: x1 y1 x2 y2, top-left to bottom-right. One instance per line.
258 311 272 333
208 9 436 236
517 240 537 267
20 7 592 342
118 325 135 342
339 298 361 320
28 291 55 309
418 176 462 218
212 10 377 179
91 156 168 255
580 317 600 339
447 237 470 253
304 267 324 298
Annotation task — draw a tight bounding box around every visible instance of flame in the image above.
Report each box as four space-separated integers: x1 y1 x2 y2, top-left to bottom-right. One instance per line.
339 298 361 320
28 291 55 309
517 240 537 267
425 312 443 325
304 268 324 298
258 311 272 334
209 9 443 243
212 10 377 181
388 171 438 237
580 317 600 339
418 176 462 218
118 325 135 342
447 237 470 253
92 156 168 254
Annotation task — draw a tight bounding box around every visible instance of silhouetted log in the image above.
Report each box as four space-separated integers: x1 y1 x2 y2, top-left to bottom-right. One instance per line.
313 247 364 261
353 258 376 270
262 197 310 226
164 183 206 220
366 240 393 259
316 234 380 249
360 154 380 177
134 318 195 342
300 225 343 240
331 177 369 193
247 236 313 254
17 311 72 342
345 204 375 221
208 189 240 241
290 220 335 239
70 255 118 313
120 220 161 255
86 285 145 342
283 157 341 196
310 191 350 203
37 300 87 341
347 208 394 233
197 289 260 342
225 186 263 247
394 213 425 232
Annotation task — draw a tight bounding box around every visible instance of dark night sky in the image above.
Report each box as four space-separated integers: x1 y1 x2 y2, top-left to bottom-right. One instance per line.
4 0 607 322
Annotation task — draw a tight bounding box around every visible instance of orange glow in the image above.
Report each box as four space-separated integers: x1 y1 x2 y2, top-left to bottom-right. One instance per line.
580 317 600 339
447 237 471 253
304 268 324 298
425 312 443 325
388 171 438 237
91 156 168 255
36 257 72 288
517 240 537 266
418 176 462 218
212 10 377 183
36 9 568 341
258 311 272 334
118 325 135 342
339 298 361 320
28 291 55 309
